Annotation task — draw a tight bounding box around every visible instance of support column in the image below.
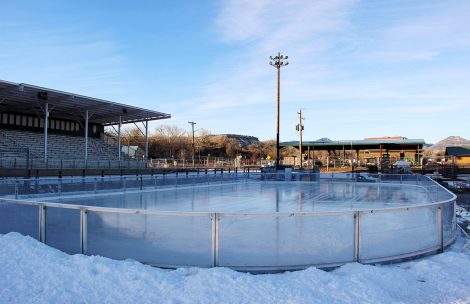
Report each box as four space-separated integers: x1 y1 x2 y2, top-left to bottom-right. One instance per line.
84 110 89 161
44 103 49 162
350 141 354 172
118 116 122 161
145 120 149 160
312 145 315 166
417 144 421 166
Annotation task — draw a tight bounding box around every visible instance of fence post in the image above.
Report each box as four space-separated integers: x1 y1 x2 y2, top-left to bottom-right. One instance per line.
438 206 444 253
211 213 219 267
38 204 46 243
354 211 360 262
80 207 88 254
14 183 18 199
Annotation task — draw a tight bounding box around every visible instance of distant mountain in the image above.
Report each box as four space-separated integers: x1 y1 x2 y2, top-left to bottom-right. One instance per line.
315 138 332 143
427 136 470 151
212 134 260 148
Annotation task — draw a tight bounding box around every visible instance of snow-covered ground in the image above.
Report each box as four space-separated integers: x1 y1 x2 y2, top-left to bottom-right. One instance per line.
1 233 470 304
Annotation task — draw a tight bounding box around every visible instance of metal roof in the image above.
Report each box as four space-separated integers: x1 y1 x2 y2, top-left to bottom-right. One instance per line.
280 139 425 150
0 80 171 125
445 146 470 156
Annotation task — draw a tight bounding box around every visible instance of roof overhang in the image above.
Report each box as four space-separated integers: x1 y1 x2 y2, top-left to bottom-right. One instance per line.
0 80 171 125
280 139 425 151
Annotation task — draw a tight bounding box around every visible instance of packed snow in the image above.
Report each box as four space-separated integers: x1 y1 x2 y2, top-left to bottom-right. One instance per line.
1 233 470 303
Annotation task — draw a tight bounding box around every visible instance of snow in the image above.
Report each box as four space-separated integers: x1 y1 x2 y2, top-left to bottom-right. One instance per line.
1 232 470 304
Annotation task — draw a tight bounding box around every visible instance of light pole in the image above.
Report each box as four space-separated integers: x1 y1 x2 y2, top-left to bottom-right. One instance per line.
188 121 196 168
269 52 289 169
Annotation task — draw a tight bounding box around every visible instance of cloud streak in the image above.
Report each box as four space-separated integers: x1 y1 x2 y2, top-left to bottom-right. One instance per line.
167 0 470 142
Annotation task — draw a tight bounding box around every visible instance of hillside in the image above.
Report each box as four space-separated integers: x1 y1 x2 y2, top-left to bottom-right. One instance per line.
212 134 260 148
428 136 470 151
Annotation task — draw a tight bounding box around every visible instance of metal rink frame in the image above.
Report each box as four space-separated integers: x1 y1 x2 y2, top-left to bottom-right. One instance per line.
0 173 458 272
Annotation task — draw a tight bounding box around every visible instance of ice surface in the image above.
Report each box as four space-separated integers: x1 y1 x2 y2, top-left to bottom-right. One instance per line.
1 232 470 304
38 181 434 212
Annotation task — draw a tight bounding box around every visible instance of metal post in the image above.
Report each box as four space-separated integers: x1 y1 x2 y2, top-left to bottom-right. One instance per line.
417 144 420 168
437 206 443 253
44 103 49 162
354 211 360 262
276 61 280 168
39 204 46 243
188 121 196 168
313 144 315 166
269 52 288 169
298 109 303 169
211 213 219 267
350 141 353 173
145 120 149 160
85 110 89 161
118 116 122 161
80 208 88 254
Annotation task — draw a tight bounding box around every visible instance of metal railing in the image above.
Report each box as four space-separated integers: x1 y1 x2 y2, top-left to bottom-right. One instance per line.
0 172 457 272
0 157 150 169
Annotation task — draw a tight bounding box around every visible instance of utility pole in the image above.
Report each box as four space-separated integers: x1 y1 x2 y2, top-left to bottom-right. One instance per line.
188 121 196 168
297 109 304 169
269 52 289 169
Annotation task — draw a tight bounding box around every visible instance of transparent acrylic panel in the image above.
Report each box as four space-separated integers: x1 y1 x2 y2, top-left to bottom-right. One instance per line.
159 176 177 187
123 177 140 190
142 177 157 189
45 207 80 254
443 201 456 243
0 181 17 197
17 180 60 197
360 206 439 261
437 187 454 202
87 211 213 267
0 201 38 239
218 213 355 267
401 174 419 185
175 175 193 186
60 178 95 194
97 178 126 192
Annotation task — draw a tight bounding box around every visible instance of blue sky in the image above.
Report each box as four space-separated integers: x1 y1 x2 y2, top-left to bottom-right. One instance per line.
1 0 469 144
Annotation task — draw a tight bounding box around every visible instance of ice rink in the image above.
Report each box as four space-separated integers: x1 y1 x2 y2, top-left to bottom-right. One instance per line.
39 181 435 212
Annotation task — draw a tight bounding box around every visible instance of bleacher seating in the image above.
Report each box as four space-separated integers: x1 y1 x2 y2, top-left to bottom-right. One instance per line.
0 129 127 160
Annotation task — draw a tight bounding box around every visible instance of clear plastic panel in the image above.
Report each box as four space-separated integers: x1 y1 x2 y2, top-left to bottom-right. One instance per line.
45 207 80 254
95 178 124 192
218 213 355 267
123 177 140 190
15 179 59 197
87 211 213 267
60 178 95 193
0 180 17 197
443 201 456 243
401 174 419 185
0 201 39 239
360 206 439 261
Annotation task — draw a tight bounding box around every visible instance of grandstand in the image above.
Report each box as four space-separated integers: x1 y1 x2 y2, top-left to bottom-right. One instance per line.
0 80 170 170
